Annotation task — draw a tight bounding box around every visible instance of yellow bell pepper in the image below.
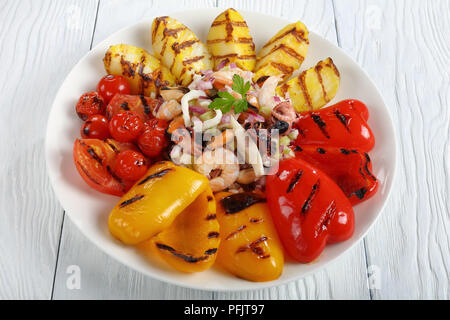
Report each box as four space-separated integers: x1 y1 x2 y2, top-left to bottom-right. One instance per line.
139 187 220 273
108 161 209 245
215 192 284 282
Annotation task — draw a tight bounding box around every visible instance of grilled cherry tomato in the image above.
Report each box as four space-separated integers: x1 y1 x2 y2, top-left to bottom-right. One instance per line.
266 158 355 263
109 111 144 143
144 118 169 132
76 92 105 121
97 75 131 104
293 145 378 206
113 150 148 181
81 115 110 140
138 128 167 158
73 139 134 196
293 101 375 152
106 94 160 121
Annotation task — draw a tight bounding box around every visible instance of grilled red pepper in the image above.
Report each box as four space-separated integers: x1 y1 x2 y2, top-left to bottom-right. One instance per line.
292 145 378 205
266 158 355 263
293 100 375 152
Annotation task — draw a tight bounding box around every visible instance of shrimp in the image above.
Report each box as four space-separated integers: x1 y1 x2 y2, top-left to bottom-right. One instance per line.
237 168 257 185
194 148 239 192
206 129 235 150
155 100 182 120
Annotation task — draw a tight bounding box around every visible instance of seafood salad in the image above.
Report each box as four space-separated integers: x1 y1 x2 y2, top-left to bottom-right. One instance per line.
72 8 379 282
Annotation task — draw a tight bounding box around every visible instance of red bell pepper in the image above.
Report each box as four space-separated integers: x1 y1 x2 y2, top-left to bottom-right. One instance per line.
293 100 375 152
266 158 355 263
292 145 378 205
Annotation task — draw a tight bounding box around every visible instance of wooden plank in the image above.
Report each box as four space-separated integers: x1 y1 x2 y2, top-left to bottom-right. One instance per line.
333 0 450 299
215 0 371 300
52 0 217 300
0 0 99 299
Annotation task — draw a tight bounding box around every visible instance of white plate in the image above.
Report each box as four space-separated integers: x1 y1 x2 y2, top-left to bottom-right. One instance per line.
45 8 397 292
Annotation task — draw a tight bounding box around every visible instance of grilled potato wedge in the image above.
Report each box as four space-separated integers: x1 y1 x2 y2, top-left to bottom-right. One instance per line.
104 44 175 97
207 8 256 71
254 21 309 83
276 58 340 113
151 16 213 86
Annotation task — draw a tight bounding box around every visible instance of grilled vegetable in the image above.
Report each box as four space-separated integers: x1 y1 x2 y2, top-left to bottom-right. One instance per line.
103 44 175 98
254 21 309 83
151 16 213 86
207 8 256 71
108 161 209 245
139 187 220 273
215 192 284 282
276 58 340 113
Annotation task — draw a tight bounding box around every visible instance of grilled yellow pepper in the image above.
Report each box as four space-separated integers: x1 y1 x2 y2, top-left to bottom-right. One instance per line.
207 8 256 71
139 187 220 273
108 161 209 245
215 192 284 282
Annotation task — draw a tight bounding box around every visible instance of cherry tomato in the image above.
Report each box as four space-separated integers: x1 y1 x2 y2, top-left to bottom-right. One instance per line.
81 115 110 140
109 111 144 143
73 139 133 196
138 129 167 158
97 75 131 104
76 92 105 121
106 94 160 121
113 150 148 181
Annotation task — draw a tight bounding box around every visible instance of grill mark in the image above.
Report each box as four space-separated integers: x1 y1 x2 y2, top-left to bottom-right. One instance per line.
172 40 199 54
334 110 350 132
264 27 308 48
250 218 263 224
207 37 254 44
352 188 367 200
221 193 266 214
138 169 173 186
155 243 210 263
302 180 320 214
317 148 326 154
299 72 313 110
294 146 303 152
211 20 248 27
311 114 330 139
326 58 340 77
258 44 303 64
120 102 130 111
364 153 377 181
153 16 168 41
139 95 151 115
163 27 186 39
225 10 234 42
213 53 256 60
287 170 304 193
315 64 328 102
226 225 247 240
207 196 214 202
206 214 217 221
236 236 269 259
76 161 101 185
120 57 136 77
208 232 220 239
271 61 294 75
315 201 337 238
85 147 103 165
119 194 145 208
107 141 118 153
340 148 351 155
205 248 218 255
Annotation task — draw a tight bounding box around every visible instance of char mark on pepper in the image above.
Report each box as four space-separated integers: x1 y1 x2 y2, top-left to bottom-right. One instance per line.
155 243 210 263
208 232 220 239
225 225 247 240
139 95 151 115
287 170 304 193
334 110 350 132
138 169 173 185
206 214 217 221
302 180 320 214
119 194 145 208
221 193 266 214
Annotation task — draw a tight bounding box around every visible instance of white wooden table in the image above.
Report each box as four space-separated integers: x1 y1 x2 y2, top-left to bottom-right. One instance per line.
1 0 448 300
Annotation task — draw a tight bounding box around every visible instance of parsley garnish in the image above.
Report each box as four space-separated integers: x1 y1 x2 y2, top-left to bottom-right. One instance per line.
209 74 251 114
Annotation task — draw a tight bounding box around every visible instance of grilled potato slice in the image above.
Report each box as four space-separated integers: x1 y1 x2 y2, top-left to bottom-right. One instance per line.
151 16 213 86
254 21 309 83
207 8 256 71
276 58 340 113
104 44 175 97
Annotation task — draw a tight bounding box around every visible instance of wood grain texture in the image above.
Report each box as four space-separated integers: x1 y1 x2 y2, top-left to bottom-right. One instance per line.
333 0 450 299
0 0 99 299
52 0 217 300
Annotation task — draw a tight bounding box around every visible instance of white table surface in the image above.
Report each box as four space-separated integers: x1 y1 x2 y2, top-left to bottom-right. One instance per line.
0 0 448 300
